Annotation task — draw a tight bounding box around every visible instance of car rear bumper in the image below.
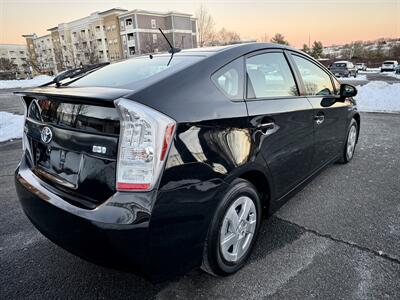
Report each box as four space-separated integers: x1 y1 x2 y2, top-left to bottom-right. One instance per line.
15 163 152 275
15 157 227 279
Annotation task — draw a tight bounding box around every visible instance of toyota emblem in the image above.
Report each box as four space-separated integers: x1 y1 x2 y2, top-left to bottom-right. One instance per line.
41 126 53 144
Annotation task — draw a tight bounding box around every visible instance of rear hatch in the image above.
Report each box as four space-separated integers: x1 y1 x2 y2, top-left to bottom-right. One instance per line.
18 86 131 209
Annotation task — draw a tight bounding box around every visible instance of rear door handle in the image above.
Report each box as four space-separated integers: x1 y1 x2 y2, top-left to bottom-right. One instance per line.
314 115 325 125
257 122 275 134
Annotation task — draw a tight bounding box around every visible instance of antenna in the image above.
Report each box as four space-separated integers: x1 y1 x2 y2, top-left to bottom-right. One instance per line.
158 28 181 66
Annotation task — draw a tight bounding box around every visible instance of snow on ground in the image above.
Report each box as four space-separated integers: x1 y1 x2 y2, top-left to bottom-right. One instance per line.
355 81 400 113
340 74 367 81
360 68 380 73
0 75 53 89
383 72 400 80
0 112 24 142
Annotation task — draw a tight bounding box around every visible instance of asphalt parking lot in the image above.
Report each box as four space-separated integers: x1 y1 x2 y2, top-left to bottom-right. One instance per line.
342 71 400 86
1 89 400 299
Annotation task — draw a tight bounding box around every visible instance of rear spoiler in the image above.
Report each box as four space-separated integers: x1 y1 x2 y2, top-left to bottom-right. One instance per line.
15 86 132 106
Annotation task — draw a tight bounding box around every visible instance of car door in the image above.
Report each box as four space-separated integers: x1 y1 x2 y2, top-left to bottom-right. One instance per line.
289 53 349 171
244 50 315 199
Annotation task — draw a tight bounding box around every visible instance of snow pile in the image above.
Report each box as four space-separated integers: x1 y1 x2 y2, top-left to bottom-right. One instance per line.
0 112 24 142
340 74 367 81
361 68 380 73
355 81 400 113
0 75 53 89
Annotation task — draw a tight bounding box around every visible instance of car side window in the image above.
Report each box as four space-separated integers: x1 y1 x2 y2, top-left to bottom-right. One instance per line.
292 55 334 96
245 52 298 99
211 57 244 100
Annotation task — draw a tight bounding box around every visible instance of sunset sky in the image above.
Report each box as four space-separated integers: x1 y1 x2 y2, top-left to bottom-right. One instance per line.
0 0 399 48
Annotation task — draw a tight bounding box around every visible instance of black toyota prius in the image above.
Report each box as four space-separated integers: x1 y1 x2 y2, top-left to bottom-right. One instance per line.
14 43 360 279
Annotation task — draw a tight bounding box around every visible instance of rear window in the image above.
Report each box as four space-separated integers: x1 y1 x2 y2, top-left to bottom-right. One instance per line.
70 55 203 88
384 61 394 65
333 63 347 68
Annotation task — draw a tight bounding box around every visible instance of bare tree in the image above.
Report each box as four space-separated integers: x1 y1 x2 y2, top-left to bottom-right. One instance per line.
196 5 215 47
216 27 240 45
0 58 18 79
75 34 99 65
27 45 54 75
140 33 168 54
53 42 66 72
390 44 400 59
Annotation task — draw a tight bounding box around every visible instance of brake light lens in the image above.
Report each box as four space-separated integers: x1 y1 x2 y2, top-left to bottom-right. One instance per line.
114 98 176 192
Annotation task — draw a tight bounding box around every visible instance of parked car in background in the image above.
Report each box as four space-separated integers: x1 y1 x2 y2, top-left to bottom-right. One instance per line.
14 43 360 279
329 61 357 77
381 60 399 72
355 63 367 71
395 65 400 74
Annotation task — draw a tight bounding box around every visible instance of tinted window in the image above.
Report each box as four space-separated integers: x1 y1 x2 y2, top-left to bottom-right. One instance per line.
212 57 243 100
293 55 334 96
246 52 298 99
70 55 203 88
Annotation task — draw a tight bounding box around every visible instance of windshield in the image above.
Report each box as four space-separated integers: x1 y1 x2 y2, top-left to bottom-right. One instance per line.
69 55 203 88
383 61 394 65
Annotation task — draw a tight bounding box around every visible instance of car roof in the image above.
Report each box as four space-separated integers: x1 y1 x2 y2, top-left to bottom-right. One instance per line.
167 42 301 57
334 60 350 64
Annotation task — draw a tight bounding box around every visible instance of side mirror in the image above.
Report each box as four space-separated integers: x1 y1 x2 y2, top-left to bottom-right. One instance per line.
340 84 357 99
321 97 336 107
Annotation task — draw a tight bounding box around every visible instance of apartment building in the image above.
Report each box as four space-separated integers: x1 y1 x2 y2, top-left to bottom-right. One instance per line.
23 8 127 74
23 8 197 75
0 44 30 79
119 10 197 57
23 33 57 75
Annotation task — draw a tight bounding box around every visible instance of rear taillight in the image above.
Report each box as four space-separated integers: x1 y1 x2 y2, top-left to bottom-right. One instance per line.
114 98 176 192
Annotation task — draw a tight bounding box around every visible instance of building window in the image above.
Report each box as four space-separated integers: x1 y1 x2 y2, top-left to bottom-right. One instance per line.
129 46 135 56
151 19 156 29
96 26 100 31
127 33 134 41
111 25 116 31
152 34 157 44
126 18 133 26
114 39 118 44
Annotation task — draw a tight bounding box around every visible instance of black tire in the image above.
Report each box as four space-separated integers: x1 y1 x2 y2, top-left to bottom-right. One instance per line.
201 178 261 276
339 119 358 163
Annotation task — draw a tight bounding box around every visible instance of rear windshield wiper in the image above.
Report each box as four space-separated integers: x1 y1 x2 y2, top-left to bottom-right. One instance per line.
40 62 110 87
